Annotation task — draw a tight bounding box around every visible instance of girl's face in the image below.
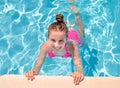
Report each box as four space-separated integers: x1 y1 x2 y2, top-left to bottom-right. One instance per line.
48 31 67 51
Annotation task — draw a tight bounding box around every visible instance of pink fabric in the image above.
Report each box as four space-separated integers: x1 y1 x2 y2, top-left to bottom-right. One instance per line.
48 50 55 58
48 44 72 58
68 29 80 44
68 29 84 47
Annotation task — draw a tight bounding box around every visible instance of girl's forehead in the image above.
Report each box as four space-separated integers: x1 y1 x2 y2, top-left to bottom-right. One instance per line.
50 30 65 36
49 31 66 39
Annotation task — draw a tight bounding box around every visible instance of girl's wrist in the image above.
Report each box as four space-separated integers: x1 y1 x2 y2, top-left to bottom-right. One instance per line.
76 12 80 16
77 69 84 74
32 69 38 75
78 71 84 76
33 67 39 74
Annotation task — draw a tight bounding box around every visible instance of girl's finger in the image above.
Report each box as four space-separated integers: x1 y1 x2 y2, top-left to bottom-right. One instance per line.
74 75 81 85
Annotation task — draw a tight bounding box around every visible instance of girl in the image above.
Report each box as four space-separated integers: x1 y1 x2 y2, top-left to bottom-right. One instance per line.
25 6 84 85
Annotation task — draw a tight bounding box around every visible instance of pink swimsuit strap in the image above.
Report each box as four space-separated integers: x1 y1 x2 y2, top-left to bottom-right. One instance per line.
48 44 72 58
63 44 72 58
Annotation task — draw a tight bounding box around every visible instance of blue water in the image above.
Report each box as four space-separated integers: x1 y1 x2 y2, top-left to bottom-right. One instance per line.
0 0 120 76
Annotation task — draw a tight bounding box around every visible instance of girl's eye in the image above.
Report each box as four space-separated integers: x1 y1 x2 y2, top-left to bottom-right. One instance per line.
59 40 63 43
51 39 55 42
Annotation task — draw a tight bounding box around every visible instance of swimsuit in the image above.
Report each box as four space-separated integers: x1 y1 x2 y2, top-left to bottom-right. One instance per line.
68 29 84 47
48 44 72 58
48 29 84 58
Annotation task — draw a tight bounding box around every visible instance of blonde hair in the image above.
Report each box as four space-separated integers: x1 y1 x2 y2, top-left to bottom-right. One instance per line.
48 14 68 38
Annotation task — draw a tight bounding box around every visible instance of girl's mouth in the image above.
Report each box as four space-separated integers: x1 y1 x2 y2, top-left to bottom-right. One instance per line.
53 47 62 51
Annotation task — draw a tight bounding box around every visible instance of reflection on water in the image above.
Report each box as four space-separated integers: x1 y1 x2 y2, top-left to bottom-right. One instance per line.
0 0 120 76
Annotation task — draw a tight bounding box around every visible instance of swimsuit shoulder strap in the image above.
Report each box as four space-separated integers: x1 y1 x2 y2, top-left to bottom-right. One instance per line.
64 43 68 51
63 43 72 58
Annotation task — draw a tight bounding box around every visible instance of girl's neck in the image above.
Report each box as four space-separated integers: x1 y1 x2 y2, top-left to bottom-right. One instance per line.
53 47 66 56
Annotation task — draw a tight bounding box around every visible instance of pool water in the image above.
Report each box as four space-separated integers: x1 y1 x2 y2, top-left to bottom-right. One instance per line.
0 0 120 76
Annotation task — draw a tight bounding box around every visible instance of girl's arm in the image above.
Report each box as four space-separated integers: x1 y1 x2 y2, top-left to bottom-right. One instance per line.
70 6 84 38
25 42 49 80
70 43 84 85
33 43 47 74
73 44 84 74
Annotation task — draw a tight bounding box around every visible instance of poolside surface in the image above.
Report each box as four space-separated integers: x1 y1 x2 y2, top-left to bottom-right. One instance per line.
0 75 119 88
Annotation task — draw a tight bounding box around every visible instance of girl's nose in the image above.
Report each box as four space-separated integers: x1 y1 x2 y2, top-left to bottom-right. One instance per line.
54 42 59 48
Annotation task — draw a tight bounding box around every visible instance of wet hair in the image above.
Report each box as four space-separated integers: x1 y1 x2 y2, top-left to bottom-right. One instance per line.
48 14 68 38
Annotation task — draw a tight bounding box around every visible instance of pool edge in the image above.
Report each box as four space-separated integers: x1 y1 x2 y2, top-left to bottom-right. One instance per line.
0 75 120 88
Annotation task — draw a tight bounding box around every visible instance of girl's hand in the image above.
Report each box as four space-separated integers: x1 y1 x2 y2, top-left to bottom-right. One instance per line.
70 72 84 85
25 70 37 81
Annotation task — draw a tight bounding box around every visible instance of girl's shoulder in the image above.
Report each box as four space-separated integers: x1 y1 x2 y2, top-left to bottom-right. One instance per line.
66 41 74 49
66 41 79 50
66 41 73 46
41 42 51 53
66 41 76 47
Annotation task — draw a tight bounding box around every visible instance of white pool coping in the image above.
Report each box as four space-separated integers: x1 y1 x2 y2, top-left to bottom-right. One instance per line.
0 75 119 88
